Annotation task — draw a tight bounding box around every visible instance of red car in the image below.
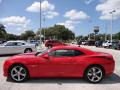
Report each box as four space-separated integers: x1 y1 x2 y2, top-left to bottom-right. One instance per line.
3 46 115 83
45 40 66 48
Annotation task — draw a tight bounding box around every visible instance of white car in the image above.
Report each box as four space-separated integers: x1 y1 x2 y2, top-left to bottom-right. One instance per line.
102 41 112 48
0 41 36 55
71 41 77 45
82 41 87 45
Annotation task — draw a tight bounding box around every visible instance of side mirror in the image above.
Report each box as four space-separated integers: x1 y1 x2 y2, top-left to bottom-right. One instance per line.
42 54 49 59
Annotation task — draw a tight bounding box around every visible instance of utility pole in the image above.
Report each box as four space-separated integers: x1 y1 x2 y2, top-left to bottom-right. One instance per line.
88 20 92 40
109 10 116 42
40 0 42 45
105 22 107 41
43 16 46 42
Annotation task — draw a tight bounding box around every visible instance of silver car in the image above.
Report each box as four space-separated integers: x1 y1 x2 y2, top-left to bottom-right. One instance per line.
0 41 36 55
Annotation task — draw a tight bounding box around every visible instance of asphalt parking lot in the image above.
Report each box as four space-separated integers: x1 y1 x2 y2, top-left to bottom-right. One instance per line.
0 46 120 90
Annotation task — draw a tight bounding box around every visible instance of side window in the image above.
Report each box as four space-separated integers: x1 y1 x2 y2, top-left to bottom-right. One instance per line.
17 42 23 46
13 42 18 46
48 51 56 56
5 42 25 46
49 49 85 57
17 42 25 46
22 43 25 45
74 50 85 56
5 42 14 46
55 50 71 56
49 50 74 57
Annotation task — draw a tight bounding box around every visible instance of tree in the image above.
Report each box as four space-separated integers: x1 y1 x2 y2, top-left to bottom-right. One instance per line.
76 35 83 40
6 34 20 40
0 24 7 39
38 25 75 41
21 30 35 40
112 32 120 40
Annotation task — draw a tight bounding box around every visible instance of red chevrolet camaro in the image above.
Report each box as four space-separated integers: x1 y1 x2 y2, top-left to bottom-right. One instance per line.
3 46 115 83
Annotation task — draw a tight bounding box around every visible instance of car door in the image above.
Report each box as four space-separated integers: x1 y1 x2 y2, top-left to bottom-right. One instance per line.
0 46 10 55
1 42 25 54
47 49 76 76
13 42 26 53
37 49 85 77
69 50 86 75
51 49 86 76
0 42 16 54
37 49 76 77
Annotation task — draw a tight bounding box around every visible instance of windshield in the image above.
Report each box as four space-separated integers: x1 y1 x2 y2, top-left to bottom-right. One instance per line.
2 42 8 46
35 49 50 56
2 41 28 46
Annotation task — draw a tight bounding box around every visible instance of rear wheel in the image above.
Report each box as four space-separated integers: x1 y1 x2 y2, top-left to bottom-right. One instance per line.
84 66 104 83
24 48 32 53
9 65 29 82
109 45 112 49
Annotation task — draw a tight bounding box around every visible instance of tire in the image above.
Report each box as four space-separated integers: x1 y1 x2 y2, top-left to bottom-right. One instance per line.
84 65 104 83
24 48 32 53
9 64 29 82
104 46 106 48
109 45 112 49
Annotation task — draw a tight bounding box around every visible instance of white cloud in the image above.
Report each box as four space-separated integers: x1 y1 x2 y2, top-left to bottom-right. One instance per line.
26 0 59 19
41 0 55 11
64 9 89 20
0 16 30 27
26 2 40 12
0 16 30 34
26 1 54 12
43 11 59 19
85 0 94 4
57 20 79 30
96 0 120 20
57 10 89 30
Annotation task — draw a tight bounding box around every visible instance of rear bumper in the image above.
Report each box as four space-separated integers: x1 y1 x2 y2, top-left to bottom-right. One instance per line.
104 60 115 76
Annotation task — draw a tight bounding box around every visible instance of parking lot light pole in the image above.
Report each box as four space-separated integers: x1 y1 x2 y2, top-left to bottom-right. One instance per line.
40 0 42 46
109 10 116 42
88 20 92 40
43 16 46 42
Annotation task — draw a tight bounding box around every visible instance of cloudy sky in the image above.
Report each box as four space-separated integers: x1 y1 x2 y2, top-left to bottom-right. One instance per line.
0 0 120 36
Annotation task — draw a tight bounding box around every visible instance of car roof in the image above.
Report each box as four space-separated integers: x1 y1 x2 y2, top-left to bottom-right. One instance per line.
51 46 94 55
7 40 26 43
47 40 59 42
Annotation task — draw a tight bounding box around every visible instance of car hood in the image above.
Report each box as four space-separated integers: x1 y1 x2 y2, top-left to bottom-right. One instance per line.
8 52 37 60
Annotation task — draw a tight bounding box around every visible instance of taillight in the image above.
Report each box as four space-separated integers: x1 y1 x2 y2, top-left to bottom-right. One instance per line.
105 57 113 60
92 56 113 60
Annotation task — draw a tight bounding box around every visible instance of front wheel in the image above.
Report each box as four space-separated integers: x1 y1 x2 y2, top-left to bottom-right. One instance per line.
84 66 104 83
9 65 29 82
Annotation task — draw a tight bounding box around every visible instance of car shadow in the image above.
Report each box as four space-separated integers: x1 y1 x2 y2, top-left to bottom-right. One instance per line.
7 73 120 84
0 54 17 57
100 73 120 84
